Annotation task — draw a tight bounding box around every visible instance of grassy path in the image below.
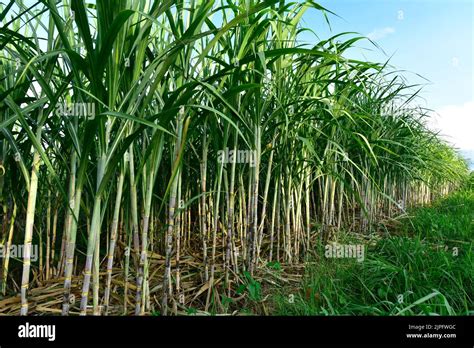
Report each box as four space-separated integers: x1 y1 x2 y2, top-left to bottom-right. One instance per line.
269 190 474 315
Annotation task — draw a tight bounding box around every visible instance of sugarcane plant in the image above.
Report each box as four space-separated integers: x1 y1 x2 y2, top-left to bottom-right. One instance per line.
0 0 468 316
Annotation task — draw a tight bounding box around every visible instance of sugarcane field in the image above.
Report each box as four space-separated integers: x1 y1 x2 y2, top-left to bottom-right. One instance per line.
0 1 473 342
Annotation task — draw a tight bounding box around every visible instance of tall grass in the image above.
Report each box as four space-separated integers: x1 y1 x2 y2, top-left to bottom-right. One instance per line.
0 0 469 315
273 190 473 315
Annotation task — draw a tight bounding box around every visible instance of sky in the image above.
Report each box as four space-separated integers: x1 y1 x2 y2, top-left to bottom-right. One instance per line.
299 0 473 167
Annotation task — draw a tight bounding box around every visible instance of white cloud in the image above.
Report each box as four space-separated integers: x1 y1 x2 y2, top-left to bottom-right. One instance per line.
429 101 474 150
366 27 395 41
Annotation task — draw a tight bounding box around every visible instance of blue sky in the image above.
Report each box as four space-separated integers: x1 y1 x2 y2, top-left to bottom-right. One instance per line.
299 0 473 165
